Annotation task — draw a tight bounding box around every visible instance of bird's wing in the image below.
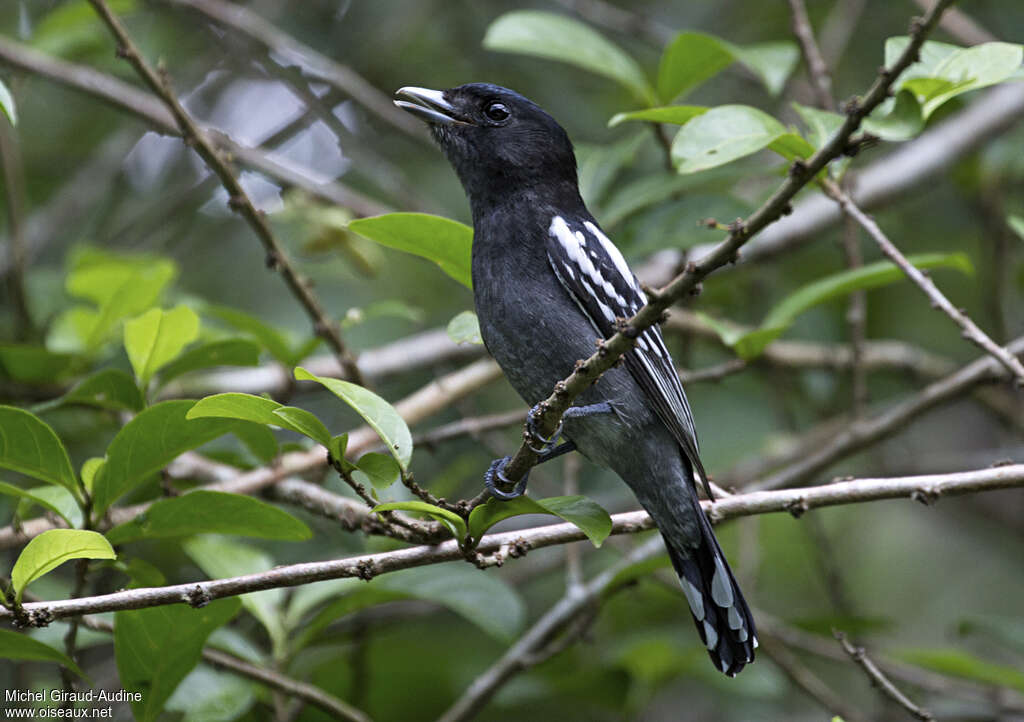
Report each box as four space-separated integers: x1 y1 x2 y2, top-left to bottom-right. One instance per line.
545 215 710 495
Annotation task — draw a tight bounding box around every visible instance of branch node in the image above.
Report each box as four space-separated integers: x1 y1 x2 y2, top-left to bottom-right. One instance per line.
184 584 211 608
355 559 378 581
911 487 939 505
785 496 809 518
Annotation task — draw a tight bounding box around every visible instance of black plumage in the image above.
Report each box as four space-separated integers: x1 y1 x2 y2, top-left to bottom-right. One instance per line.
395 82 756 676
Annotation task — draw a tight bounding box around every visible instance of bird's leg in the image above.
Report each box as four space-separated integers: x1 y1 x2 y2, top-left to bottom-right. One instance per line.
524 401 614 452
484 439 579 500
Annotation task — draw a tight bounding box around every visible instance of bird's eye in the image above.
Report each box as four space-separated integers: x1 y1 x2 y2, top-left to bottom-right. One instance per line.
484 102 510 122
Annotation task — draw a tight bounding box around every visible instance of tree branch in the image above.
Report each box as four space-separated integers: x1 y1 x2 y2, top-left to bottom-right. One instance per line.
161 0 426 141
0 36 391 217
437 536 666 722
822 179 1024 384
75 616 372 722
492 0 957 493
751 337 1024 491
787 0 835 110
0 358 502 550
835 629 935 721
87 0 365 385
666 82 1024 284
5 463 1023 623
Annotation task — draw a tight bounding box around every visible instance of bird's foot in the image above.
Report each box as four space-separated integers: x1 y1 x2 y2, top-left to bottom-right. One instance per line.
484 456 530 500
524 403 563 453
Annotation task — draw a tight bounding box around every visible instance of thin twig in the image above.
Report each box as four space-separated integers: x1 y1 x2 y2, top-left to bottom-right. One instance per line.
5 463 1024 623
835 629 935 721
0 36 391 218
0 119 31 339
73 616 372 722
493 0 957 492
0 358 503 550
758 632 864 722
841 210 870 415
750 336 1024 491
437 536 666 722
87 0 365 386
675 82 1024 279
761 613 1024 714
562 454 584 595
550 0 674 45
819 0 868 69
161 0 426 141
787 0 835 110
822 178 1024 385
913 0 996 45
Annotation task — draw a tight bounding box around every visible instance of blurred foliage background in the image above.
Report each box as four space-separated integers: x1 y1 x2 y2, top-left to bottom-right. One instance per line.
1 1 1024 720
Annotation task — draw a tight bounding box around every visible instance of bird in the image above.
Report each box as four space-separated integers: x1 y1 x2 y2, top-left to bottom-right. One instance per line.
394 82 756 676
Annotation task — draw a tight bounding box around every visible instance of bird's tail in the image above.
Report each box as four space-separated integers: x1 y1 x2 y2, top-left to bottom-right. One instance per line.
659 493 757 676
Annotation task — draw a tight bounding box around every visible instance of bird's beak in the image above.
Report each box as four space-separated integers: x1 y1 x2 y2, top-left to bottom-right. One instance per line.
394 86 471 126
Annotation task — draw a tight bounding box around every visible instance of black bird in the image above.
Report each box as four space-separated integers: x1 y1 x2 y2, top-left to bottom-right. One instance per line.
395 83 756 675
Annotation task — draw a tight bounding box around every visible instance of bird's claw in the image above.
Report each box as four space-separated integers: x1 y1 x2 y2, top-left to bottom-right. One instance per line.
525 403 562 454
484 457 530 500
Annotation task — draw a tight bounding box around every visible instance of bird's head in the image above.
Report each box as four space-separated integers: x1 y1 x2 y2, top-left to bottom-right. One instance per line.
395 83 579 207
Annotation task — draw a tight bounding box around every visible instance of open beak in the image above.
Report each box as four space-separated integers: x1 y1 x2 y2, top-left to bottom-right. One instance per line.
394 86 471 126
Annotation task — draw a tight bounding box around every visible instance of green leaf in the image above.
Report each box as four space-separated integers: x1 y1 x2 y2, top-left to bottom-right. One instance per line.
347 213 473 289
0 482 75 527
204 305 296 364
92 400 242 514
654 32 797 102
698 253 974 360
791 102 845 149
446 311 483 346
0 630 82 676
895 647 1024 693
1007 214 1024 242
657 32 734 102
957 614 1024 656
56 369 145 412
51 251 177 353
671 105 807 174
372 500 467 540
33 0 137 57
576 131 648 206
106 490 311 544
157 338 261 386
115 597 240 722
271 407 331 448
0 406 80 499
301 566 525 645
120 557 167 588
352 452 402 491
187 392 331 447
11 529 115 602
863 90 925 142
0 78 16 126
887 38 1023 119
468 495 612 547
483 11 655 104
609 105 708 128
124 306 200 386
14 484 83 529
166 665 256 722
760 253 973 330
0 345 75 384
295 368 413 471
183 537 286 657
728 42 800 96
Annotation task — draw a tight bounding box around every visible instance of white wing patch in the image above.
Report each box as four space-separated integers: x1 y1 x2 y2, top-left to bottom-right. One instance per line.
546 213 702 467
